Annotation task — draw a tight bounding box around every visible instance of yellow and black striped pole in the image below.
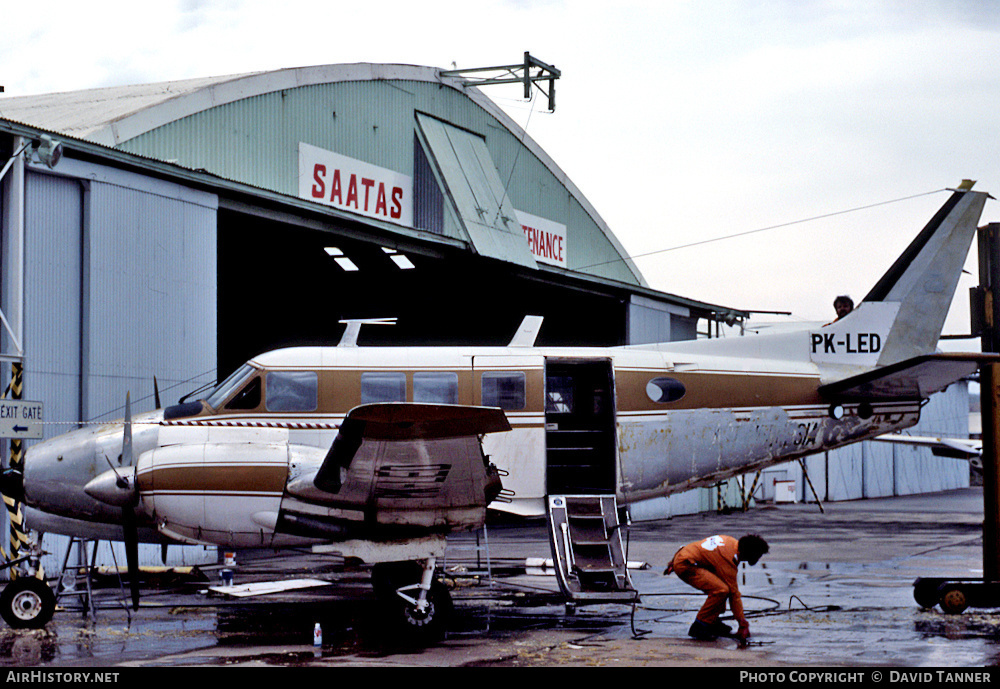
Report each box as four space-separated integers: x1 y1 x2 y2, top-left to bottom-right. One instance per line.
3 362 29 574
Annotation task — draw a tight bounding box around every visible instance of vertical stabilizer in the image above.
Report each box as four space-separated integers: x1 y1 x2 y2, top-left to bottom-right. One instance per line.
851 188 988 367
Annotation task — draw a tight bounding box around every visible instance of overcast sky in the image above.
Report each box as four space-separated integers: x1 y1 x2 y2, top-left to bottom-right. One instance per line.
3 0 998 338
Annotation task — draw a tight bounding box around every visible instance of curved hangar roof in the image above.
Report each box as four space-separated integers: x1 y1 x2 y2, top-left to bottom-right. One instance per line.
0 63 648 286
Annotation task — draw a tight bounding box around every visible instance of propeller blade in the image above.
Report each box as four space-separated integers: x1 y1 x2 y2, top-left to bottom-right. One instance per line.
123 393 133 467
122 392 140 610
153 377 161 409
122 503 140 611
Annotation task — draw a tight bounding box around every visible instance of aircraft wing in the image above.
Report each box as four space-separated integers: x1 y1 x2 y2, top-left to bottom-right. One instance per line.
819 353 995 401
311 403 511 506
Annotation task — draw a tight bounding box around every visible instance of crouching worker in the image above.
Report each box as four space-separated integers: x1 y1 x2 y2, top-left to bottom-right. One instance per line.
664 534 769 642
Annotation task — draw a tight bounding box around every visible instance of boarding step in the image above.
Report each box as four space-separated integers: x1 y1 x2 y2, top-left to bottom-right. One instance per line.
546 494 636 603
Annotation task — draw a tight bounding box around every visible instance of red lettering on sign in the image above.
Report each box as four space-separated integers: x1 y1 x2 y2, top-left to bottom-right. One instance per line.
346 174 358 209
311 164 326 198
361 178 375 212
521 224 564 263
330 169 342 204
375 183 387 216
391 187 403 219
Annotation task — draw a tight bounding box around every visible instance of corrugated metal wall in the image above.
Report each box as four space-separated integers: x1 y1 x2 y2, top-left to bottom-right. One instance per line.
81 179 218 422
24 174 83 437
16 160 220 573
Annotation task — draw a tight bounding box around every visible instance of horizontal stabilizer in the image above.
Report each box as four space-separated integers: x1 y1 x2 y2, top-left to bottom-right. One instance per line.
875 434 982 460
819 353 997 400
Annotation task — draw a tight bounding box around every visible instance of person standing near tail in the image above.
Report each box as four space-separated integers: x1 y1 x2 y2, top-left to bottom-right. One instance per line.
664 534 769 642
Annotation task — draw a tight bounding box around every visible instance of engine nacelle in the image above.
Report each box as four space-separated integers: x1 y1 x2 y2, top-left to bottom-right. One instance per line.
136 443 291 548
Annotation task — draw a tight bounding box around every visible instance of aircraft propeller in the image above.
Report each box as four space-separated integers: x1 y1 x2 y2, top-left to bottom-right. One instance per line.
120 393 140 611
83 393 141 610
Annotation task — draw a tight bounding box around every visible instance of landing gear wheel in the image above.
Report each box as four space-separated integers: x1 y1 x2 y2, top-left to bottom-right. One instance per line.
913 579 940 609
938 585 969 615
371 561 423 600
0 578 55 629
392 578 453 640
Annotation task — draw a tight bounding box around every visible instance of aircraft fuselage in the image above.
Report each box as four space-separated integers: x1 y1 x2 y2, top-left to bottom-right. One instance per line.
23 334 922 549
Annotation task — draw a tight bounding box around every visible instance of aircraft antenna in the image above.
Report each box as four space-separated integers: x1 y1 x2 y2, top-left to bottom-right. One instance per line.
338 318 397 347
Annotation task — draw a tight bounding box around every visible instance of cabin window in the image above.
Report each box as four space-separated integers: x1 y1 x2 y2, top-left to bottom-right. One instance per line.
225 376 262 410
646 377 686 404
481 371 526 410
414 372 458 404
361 372 407 404
266 371 318 412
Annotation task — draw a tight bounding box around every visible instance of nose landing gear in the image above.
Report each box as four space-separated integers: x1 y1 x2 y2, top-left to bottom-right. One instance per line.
0 577 55 629
372 557 453 641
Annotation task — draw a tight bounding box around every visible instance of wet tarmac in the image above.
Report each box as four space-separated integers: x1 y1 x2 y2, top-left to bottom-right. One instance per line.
1 488 998 669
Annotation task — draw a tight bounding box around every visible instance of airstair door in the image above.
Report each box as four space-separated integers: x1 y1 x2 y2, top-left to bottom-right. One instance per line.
543 359 634 602
544 358 617 495
547 494 636 602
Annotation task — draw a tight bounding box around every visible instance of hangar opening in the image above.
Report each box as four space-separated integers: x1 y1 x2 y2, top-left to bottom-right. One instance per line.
219 207 650 378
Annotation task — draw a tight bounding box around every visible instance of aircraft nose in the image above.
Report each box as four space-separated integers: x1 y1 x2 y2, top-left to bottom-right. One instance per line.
23 426 113 522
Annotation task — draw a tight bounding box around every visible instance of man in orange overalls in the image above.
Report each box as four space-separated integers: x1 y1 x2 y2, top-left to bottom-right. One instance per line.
664 534 769 642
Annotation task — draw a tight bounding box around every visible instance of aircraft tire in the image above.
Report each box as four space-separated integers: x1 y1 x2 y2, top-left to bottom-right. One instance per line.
391 578 453 641
912 578 941 609
371 561 423 600
0 578 55 629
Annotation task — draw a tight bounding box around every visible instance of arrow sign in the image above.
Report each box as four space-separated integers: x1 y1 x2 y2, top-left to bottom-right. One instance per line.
0 400 43 439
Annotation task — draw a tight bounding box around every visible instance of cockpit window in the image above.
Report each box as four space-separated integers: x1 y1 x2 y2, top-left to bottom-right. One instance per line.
205 364 258 410
225 376 261 410
266 371 318 412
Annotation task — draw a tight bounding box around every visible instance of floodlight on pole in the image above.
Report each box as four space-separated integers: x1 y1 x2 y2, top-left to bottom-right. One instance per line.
0 135 64 184
34 135 62 169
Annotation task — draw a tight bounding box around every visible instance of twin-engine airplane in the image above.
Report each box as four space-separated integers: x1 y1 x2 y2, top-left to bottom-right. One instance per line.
0 185 992 635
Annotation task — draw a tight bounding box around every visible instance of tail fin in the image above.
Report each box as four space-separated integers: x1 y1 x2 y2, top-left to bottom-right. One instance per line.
826 187 989 368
